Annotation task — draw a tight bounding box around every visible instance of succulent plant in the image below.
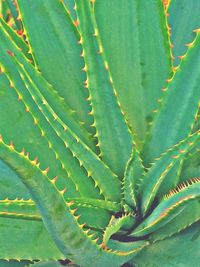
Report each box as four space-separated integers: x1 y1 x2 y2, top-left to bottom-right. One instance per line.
0 0 200 266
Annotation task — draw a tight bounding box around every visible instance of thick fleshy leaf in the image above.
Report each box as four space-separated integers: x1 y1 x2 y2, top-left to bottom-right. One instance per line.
102 214 135 245
13 56 121 202
0 160 30 200
180 149 200 184
168 0 200 66
16 0 93 134
150 199 200 242
0 261 31 267
0 18 31 61
0 217 64 260
0 60 79 198
27 262 63 267
132 178 200 237
95 0 172 142
6 0 23 32
0 138 147 267
64 0 77 21
123 147 145 209
0 197 118 231
75 0 132 177
143 31 200 163
140 132 200 214
131 222 200 267
0 24 103 199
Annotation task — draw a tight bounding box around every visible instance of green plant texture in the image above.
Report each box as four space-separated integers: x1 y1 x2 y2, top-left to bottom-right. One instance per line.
0 0 200 266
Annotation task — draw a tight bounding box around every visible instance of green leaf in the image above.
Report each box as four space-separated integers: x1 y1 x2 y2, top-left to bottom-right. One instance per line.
0 24 103 199
0 217 64 260
0 57 79 198
150 199 200 242
168 0 200 66
16 0 93 134
27 262 63 267
131 178 200 237
0 137 147 267
102 214 135 246
0 160 30 200
0 261 31 267
6 0 23 32
13 57 121 202
94 0 172 142
131 222 200 267
0 18 31 61
0 17 94 151
123 147 145 209
75 0 132 177
0 0 9 22
156 159 183 198
0 199 40 221
0 197 119 231
140 132 200 214
180 149 200 184
64 0 77 21
143 31 200 163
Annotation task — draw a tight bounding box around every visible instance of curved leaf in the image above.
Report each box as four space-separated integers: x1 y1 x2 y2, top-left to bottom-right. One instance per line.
168 0 200 66
141 132 200 214
16 0 93 134
132 178 200 237
131 222 200 267
95 0 172 142
0 137 147 267
143 31 200 163
76 0 132 176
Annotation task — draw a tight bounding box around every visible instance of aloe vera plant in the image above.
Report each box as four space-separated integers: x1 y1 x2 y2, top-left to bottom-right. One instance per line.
0 0 200 266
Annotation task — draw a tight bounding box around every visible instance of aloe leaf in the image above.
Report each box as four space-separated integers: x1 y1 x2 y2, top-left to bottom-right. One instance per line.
168 0 200 66
131 178 200 237
0 0 9 22
102 214 135 246
0 18 94 151
140 132 200 214
0 160 30 200
131 222 200 267
179 149 200 184
6 0 23 32
0 197 116 230
16 0 93 134
156 159 183 198
0 217 64 260
27 262 63 267
13 57 121 202
94 0 172 142
64 0 77 21
143 31 200 163
0 59 79 198
67 198 121 213
0 19 120 200
0 18 31 61
75 0 132 177
0 261 31 267
193 108 200 132
150 199 200 242
0 199 40 221
123 147 145 209
0 138 148 267
0 26 104 199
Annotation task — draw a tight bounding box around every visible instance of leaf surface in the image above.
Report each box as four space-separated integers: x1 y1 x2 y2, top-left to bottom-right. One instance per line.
75 0 132 176
143 32 200 163
95 0 172 141
168 0 200 66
